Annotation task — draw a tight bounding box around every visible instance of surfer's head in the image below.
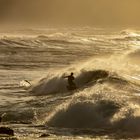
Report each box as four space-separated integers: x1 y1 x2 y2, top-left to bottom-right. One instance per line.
71 72 74 76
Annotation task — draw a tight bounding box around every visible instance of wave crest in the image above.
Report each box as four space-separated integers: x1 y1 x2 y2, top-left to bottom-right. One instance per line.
30 70 110 96
47 100 120 128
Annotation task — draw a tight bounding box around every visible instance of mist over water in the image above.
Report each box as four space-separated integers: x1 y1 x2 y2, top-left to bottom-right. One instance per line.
0 27 140 139
1 0 140 26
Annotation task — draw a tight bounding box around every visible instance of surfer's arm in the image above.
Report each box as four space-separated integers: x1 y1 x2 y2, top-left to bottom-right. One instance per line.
63 76 68 78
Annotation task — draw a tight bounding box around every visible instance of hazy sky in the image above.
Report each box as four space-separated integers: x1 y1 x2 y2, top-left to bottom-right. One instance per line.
0 0 140 26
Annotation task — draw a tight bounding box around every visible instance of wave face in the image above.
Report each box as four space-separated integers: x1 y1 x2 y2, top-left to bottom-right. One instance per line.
46 99 121 129
0 28 140 139
30 68 137 96
30 70 110 95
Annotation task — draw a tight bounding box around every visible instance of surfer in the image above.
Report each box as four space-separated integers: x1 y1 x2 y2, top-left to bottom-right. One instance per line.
63 72 77 90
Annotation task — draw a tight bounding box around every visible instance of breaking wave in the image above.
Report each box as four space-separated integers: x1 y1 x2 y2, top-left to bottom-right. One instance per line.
30 67 137 96
0 28 140 139
46 99 121 128
29 70 109 95
45 84 140 137
113 30 140 41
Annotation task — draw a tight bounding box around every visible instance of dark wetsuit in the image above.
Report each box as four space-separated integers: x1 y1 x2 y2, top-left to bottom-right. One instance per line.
66 75 76 90
68 75 75 85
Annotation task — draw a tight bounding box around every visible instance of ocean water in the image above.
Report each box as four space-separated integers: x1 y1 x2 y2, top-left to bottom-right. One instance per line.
0 27 140 140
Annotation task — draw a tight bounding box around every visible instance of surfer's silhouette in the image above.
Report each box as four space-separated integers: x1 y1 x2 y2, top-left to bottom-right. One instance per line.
63 72 77 90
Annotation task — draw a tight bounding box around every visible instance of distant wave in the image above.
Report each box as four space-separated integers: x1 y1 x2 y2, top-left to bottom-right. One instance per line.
0 33 109 49
112 30 140 41
0 35 82 49
1 29 140 49
127 49 140 58
120 30 138 36
127 49 140 65
36 34 95 46
115 36 140 41
0 37 41 48
37 33 66 39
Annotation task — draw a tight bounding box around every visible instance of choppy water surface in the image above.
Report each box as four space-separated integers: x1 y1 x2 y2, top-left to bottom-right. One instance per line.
0 28 140 140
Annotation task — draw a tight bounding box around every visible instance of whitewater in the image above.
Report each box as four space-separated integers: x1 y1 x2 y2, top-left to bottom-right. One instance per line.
0 27 140 140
